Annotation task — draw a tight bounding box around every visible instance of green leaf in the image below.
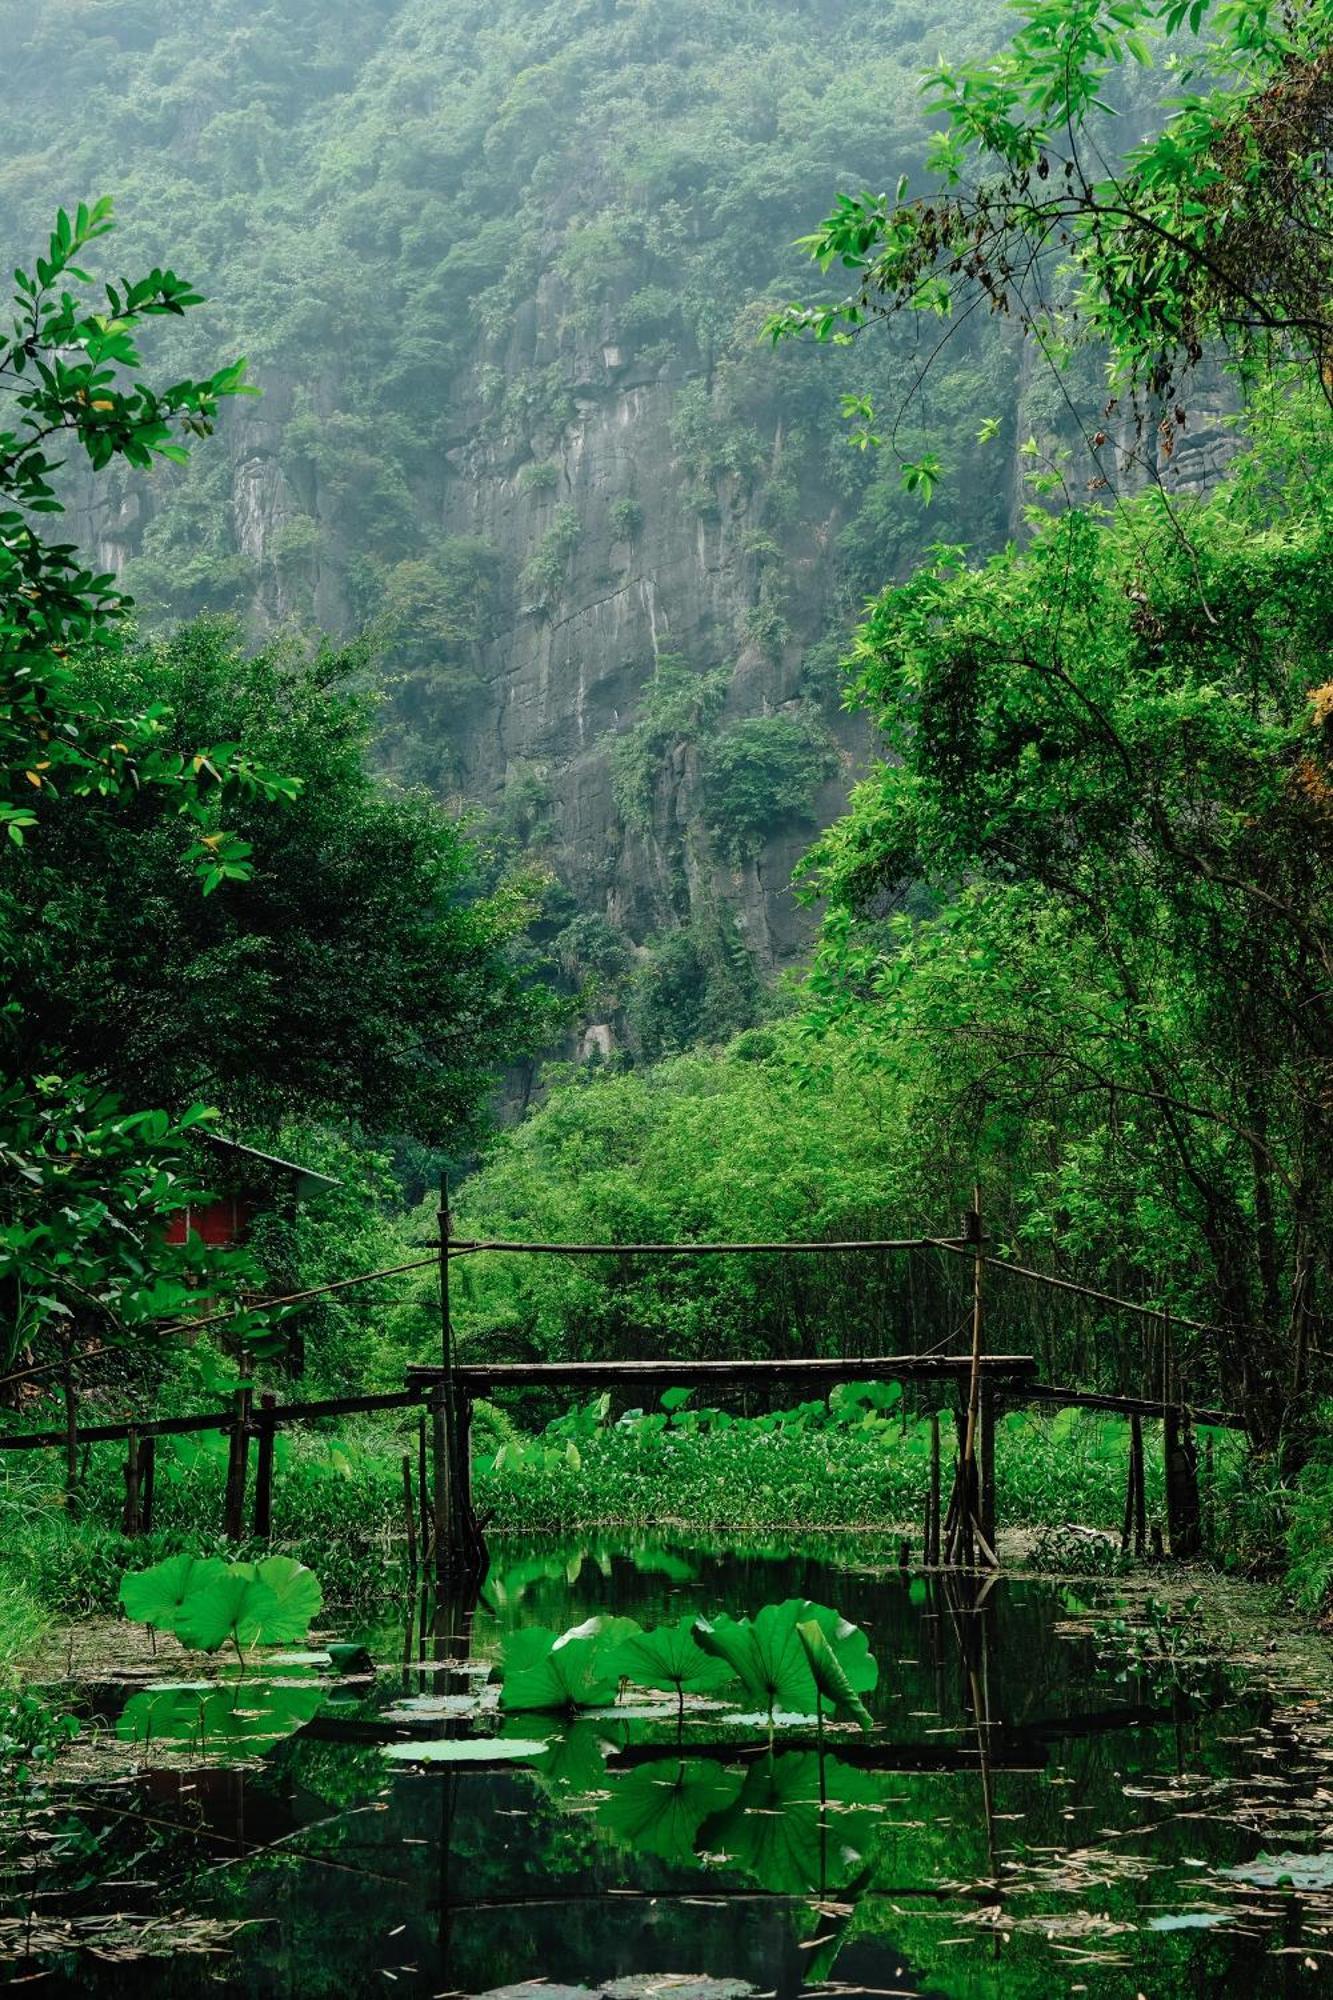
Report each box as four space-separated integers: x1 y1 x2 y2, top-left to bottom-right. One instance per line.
797 1619 874 1729
119 1553 207 1629
499 1616 641 1711
610 1616 738 1699
693 1601 877 1719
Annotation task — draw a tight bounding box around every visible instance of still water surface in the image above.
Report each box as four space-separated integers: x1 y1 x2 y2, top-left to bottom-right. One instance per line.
9 1537 1333 1995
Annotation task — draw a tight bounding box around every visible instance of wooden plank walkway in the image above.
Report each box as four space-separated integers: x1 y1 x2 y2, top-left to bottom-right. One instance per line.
408 1353 1039 1394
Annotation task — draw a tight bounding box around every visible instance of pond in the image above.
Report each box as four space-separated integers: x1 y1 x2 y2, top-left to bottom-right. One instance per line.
6 1536 1333 1996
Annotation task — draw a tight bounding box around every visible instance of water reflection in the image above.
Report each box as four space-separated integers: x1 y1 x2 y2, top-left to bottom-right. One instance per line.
5 1537 1333 1995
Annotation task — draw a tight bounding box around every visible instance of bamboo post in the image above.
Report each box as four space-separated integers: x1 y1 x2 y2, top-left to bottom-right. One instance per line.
121 1424 141 1536
435 1171 455 1583
402 1454 418 1577
139 1433 156 1534
224 1382 251 1542
948 1192 994 1567
417 1407 431 1569
252 1392 277 1540
62 1334 78 1511
431 1384 451 1586
1131 1413 1147 1557
980 1386 997 1551
1164 1407 1201 1558
1121 1429 1136 1556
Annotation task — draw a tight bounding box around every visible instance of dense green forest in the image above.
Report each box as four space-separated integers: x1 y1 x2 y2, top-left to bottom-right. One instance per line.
6 3 1333 1987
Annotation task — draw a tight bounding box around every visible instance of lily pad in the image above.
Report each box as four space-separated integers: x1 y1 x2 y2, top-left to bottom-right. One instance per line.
381 1736 548 1763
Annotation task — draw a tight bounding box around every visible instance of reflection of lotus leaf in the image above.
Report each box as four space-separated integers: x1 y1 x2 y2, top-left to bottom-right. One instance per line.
382 1737 548 1763
117 1680 324 1754
1222 1851 1333 1890
697 1751 883 1895
611 1618 736 1700
630 1550 697 1581
694 1602 876 1719
503 1717 618 1793
598 1758 744 1865
499 1616 640 1710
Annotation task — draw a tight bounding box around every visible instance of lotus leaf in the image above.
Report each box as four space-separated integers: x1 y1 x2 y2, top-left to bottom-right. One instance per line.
119 1553 324 1654
598 1757 743 1866
118 1554 209 1630
611 1616 737 1701
693 1601 876 1719
796 1619 874 1730
499 1616 641 1711
382 1736 548 1763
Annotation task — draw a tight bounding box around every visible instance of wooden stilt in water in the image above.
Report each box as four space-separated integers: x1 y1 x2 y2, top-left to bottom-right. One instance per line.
121 1424 140 1535
402 1453 418 1577
1131 1413 1147 1557
1164 1407 1201 1558
252 1392 277 1540
928 1412 941 1565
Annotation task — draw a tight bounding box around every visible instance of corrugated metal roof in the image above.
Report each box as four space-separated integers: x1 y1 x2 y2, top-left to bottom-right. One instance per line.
202 1133 342 1196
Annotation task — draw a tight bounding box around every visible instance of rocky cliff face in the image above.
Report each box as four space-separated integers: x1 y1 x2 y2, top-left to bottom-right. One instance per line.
435 299 859 972
3 0 1227 1033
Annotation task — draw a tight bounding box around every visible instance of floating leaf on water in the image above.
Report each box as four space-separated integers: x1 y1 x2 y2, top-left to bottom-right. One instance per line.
1222 1851 1333 1891
381 1736 548 1763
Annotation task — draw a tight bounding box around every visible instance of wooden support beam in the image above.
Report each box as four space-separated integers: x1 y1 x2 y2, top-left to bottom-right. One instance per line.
1026 1383 1244 1430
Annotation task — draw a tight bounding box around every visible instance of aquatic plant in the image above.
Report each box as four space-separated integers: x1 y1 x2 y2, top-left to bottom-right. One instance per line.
693 1600 877 1723
118 1554 323 1656
498 1615 641 1711
609 1616 737 1709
